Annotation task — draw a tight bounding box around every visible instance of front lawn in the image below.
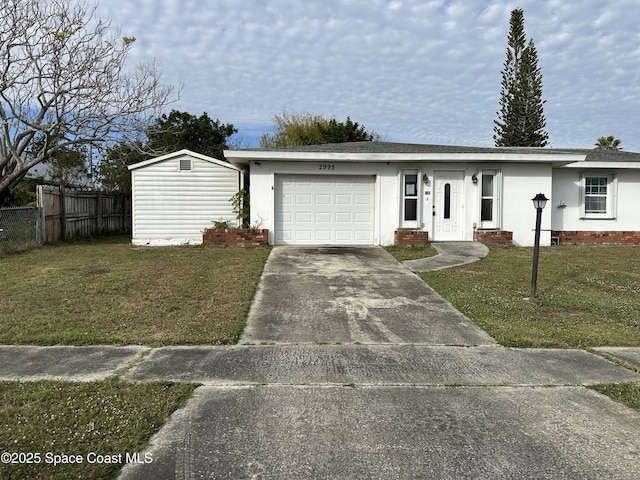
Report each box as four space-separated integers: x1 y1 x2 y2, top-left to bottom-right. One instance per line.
0 378 197 480
420 245 640 348
384 244 438 262
0 236 271 346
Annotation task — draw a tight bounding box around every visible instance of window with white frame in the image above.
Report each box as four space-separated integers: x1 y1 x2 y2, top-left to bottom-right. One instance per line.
479 170 501 228
401 170 419 227
581 173 616 218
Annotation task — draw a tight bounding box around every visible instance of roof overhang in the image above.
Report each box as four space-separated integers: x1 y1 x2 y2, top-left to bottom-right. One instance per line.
224 149 585 168
562 161 640 169
129 149 244 172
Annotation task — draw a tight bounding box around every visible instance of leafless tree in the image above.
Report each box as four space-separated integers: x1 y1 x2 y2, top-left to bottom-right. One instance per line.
0 0 178 196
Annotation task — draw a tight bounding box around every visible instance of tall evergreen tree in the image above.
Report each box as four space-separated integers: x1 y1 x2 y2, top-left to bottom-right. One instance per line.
494 9 549 147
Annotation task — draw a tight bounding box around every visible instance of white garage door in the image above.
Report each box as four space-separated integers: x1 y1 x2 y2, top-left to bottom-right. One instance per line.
275 174 375 245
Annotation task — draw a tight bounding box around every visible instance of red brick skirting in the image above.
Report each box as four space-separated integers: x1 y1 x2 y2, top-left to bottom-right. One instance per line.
202 228 269 246
394 229 429 246
552 230 640 245
474 230 513 246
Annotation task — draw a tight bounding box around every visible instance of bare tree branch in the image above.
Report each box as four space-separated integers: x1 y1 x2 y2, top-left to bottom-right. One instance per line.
0 0 179 195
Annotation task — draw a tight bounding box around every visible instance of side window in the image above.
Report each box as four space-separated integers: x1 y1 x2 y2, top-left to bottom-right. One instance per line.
481 174 494 223
479 170 500 228
581 174 616 218
584 177 607 214
402 171 418 226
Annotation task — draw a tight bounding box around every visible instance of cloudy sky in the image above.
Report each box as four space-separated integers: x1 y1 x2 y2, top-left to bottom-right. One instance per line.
98 0 640 151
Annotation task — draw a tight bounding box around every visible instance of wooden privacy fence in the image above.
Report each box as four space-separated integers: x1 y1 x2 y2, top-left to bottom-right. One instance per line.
37 185 131 243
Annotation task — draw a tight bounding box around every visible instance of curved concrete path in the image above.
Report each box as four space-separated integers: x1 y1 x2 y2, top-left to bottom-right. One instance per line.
403 241 489 272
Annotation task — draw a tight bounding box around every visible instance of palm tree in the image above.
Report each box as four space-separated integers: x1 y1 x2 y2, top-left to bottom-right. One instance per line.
595 136 622 150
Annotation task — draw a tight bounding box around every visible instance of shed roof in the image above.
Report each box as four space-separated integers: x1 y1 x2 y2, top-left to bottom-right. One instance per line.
128 149 243 171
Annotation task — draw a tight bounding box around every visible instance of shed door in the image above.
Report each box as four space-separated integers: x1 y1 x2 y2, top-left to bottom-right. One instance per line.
274 174 375 245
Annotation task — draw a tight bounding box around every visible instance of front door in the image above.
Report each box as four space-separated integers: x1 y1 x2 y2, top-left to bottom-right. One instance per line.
433 171 464 241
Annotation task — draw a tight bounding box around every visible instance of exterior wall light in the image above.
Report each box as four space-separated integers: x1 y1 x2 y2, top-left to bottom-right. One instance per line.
422 173 429 185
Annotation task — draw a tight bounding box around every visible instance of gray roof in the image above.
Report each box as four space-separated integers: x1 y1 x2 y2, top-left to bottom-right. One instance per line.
243 141 640 162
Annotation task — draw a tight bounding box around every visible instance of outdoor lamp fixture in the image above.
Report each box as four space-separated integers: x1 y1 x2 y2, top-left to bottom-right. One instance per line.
530 193 548 300
422 173 429 185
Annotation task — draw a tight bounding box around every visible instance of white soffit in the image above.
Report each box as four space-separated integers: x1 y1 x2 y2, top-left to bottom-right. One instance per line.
563 161 640 169
224 150 586 164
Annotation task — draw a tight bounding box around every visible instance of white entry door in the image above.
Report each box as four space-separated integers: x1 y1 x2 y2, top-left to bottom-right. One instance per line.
433 171 465 241
274 174 375 245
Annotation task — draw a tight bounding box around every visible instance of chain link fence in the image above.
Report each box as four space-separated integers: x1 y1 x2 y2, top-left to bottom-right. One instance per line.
0 207 41 251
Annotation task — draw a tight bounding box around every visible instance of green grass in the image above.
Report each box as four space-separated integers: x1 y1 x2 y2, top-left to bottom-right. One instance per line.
420 245 640 348
0 378 197 480
0 236 271 346
590 382 640 412
384 244 438 262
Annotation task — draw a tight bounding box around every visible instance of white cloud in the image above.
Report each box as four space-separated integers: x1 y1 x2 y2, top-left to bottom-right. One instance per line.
97 0 640 150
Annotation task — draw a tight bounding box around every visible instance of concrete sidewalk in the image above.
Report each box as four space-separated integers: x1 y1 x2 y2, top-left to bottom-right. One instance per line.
1 245 639 479
403 241 489 272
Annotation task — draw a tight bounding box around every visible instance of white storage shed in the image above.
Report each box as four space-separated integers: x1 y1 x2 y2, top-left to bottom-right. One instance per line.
128 149 244 246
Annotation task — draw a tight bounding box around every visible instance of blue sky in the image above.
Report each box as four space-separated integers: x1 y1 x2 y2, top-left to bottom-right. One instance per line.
98 0 640 151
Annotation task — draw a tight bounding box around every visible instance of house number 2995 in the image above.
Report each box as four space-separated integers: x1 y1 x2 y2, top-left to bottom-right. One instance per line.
319 164 335 170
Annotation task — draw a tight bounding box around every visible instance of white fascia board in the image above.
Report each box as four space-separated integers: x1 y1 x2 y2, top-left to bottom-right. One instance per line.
562 161 640 169
224 149 585 164
129 149 243 172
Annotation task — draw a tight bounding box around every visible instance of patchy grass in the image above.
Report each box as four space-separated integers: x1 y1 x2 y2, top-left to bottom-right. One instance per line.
384 244 438 262
0 378 197 480
0 236 271 346
420 245 640 348
590 382 640 412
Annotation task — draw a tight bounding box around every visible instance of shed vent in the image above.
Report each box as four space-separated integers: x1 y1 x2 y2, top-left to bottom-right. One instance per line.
179 159 192 171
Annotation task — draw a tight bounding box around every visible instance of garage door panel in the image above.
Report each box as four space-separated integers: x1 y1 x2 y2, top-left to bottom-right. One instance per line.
315 230 332 242
295 212 312 223
315 212 332 223
296 194 312 205
355 194 372 205
335 212 352 223
355 212 372 223
316 194 332 205
335 194 352 205
276 230 292 242
275 174 375 245
335 230 353 241
295 231 312 241
355 230 373 242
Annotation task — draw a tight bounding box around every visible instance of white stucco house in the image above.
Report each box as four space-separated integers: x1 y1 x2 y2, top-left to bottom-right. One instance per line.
128 149 245 246
224 142 640 247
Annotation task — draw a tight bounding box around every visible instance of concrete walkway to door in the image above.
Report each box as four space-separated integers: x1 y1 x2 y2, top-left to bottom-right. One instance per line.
403 241 489 272
239 246 495 345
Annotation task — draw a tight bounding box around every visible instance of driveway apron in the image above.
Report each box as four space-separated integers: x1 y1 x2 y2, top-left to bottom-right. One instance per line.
118 246 640 480
240 246 496 345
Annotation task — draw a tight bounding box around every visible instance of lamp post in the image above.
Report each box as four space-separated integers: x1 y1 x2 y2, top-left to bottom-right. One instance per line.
530 193 548 300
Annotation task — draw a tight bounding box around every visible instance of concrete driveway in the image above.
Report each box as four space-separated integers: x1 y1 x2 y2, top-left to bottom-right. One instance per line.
240 246 496 345
117 246 640 480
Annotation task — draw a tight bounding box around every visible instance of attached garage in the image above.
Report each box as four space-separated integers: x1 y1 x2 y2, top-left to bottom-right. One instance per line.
274 174 375 245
